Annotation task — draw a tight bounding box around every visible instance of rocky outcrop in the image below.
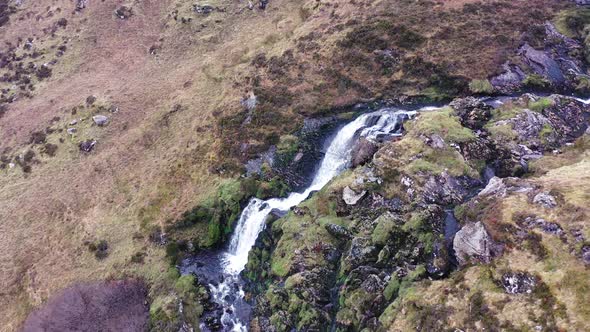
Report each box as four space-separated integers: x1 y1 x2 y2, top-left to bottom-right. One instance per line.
483 95 590 176
450 97 492 130
245 93 590 331
520 43 566 85
422 172 481 206
491 23 589 93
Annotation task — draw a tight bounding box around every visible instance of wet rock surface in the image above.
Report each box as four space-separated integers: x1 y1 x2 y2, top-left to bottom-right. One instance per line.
351 137 378 167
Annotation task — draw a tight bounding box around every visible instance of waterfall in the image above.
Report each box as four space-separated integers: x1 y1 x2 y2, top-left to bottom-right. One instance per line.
202 108 416 331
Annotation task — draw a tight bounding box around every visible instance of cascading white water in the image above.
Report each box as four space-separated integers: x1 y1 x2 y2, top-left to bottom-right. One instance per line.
207 108 416 331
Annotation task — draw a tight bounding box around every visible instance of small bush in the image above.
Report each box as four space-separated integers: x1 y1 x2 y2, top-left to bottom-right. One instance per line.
36 65 52 80
42 143 58 156
87 240 108 259
131 251 146 263
30 131 47 144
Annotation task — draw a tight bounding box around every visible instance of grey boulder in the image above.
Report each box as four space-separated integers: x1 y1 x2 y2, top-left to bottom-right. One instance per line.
453 221 494 266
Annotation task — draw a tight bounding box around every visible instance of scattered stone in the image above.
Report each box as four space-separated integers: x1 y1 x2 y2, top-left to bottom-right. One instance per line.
518 216 563 236
194 4 215 14
69 119 78 125
241 92 257 111
86 95 96 105
291 206 307 216
259 0 269 9
533 192 557 209
67 128 77 135
93 115 108 126
79 140 96 152
76 0 88 11
342 186 366 205
453 221 494 266
582 246 590 264
426 134 446 149
115 6 133 19
501 272 537 294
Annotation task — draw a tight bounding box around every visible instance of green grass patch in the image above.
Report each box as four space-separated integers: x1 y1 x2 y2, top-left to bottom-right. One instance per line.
528 97 554 112
408 108 475 143
469 79 494 94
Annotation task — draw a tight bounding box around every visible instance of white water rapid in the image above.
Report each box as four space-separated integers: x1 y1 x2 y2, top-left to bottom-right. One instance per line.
206 108 416 331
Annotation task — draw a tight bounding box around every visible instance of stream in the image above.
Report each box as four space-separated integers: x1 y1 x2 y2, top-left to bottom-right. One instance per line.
181 107 420 331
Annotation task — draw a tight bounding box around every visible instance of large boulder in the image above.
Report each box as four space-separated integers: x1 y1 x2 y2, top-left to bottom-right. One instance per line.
490 62 526 94
351 137 378 167
342 186 367 205
453 221 494 266
519 44 565 85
